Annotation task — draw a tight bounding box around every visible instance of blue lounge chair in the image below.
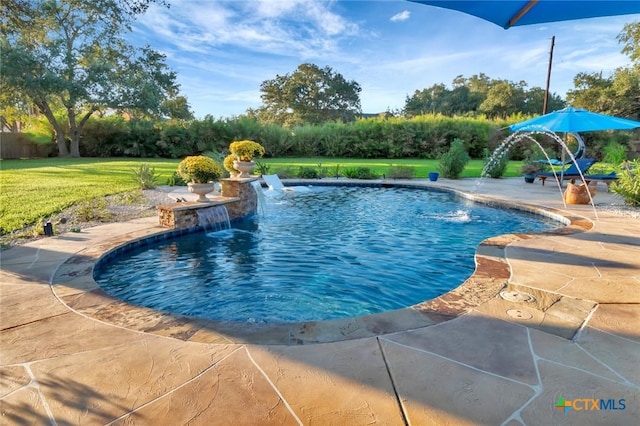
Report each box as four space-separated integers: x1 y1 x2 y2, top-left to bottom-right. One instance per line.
579 171 618 190
535 158 597 186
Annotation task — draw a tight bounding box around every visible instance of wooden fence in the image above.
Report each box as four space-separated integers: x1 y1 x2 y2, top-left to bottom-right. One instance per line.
0 133 53 159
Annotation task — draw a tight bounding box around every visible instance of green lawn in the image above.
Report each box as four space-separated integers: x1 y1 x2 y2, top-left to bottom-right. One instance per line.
260 157 524 179
0 158 179 234
0 156 524 235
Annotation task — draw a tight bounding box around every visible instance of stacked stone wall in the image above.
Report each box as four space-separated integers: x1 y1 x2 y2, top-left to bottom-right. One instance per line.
220 178 258 220
157 177 259 230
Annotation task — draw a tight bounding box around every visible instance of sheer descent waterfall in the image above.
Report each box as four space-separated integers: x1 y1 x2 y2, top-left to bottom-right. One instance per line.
251 180 266 215
196 205 230 232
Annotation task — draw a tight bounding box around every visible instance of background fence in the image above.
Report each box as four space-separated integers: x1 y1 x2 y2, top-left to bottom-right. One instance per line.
0 133 53 159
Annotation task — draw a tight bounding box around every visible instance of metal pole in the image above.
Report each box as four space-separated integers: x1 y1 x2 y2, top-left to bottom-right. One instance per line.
543 35 555 114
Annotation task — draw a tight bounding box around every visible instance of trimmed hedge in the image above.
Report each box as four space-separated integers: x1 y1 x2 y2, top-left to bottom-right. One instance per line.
75 113 576 160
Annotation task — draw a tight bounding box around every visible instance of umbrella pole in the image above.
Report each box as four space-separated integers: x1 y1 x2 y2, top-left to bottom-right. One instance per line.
559 134 565 188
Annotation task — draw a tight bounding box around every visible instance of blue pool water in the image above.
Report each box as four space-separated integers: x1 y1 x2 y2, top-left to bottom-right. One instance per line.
94 186 559 323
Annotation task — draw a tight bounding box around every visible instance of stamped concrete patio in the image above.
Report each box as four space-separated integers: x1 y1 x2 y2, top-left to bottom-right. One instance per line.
1 177 638 425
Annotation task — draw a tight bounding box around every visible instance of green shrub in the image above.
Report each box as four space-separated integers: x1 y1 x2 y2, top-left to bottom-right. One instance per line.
202 150 226 164
132 163 159 189
258 123 293 157
272 167 297 179
481 148 509 178
298 167 320 179
520 162 541 175
255 159 271 175
167 172 187 186
343 167 378 179
315 162 329 178
76 198 111 222
331 164 342 178
438 138 470 179
159 124 195 158
387 166 415 179
611 160 640 206
75 112 506 160
289 125 323 157
603 141 627 166
191 116 229 153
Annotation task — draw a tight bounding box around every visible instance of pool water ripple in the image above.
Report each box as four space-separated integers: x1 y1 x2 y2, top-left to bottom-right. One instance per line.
94 186 558 323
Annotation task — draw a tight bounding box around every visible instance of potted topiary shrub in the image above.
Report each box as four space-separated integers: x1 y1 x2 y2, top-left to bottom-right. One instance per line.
177 155 224 202
520 163 540 183
229 140 265 178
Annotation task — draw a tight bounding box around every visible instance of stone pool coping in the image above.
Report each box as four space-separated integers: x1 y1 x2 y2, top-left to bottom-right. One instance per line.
3 177 638 425
51 179 593 345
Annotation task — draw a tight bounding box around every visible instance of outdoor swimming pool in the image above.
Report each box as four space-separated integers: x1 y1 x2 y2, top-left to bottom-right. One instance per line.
94 185 559 323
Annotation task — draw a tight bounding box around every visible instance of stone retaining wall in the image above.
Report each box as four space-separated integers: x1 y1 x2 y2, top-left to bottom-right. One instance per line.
220 177 259 220
157 177 259 229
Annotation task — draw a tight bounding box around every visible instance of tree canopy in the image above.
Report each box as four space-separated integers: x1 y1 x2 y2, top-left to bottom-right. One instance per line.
249 63 362 127
404 73 565 118
567 21 640 120
1 0 187 157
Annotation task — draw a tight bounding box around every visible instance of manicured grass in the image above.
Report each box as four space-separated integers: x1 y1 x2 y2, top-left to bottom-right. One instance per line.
0 156 524 235
0 158 179 234
260 157 524 178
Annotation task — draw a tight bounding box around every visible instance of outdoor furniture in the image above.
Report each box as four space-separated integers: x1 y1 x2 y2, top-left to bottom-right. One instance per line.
262 174 290 191
261 174 311 193
535 158 597 186
578 172 618 190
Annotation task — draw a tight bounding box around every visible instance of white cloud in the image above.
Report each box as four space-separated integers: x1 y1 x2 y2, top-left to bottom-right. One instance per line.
390 10 411 23
129 1 639 118
254 0 301 17
134 0 360 61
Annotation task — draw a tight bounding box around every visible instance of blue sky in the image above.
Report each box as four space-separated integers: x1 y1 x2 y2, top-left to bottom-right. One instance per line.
130 1 640 118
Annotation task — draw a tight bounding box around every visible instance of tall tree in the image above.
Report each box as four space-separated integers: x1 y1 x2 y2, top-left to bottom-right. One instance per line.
0 89 34 132
522 87 565 114
567 72 617 112
618 21 640 63
479 81 520 119
253 63 361 127
160 95 194 122
404 74 562 118
567 21 639 120
1 0 181 157
404 84 446 116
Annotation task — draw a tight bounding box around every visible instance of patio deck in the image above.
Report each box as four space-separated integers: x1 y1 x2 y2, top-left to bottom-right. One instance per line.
1 177 638 425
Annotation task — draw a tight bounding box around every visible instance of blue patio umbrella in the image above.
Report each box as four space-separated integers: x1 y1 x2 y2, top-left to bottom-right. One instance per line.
509 106 640 185
509 106 640 133
408 1 640 29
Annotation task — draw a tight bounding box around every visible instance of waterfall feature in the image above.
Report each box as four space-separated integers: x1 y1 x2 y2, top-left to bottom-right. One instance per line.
251 180 266 215
196 205 230 232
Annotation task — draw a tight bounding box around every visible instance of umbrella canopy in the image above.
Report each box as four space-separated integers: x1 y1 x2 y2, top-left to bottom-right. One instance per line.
509 106 640 133
409 1 640 29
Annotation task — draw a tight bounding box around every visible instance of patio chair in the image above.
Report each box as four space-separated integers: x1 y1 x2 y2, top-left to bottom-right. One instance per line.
535 158 597 186
262 174 311 193
262 174 291 191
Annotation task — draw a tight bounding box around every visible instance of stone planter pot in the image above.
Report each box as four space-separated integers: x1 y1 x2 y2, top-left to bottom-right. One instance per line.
233 160 256 178
524 174 535 183
188 182 216 202
428 172 439 182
